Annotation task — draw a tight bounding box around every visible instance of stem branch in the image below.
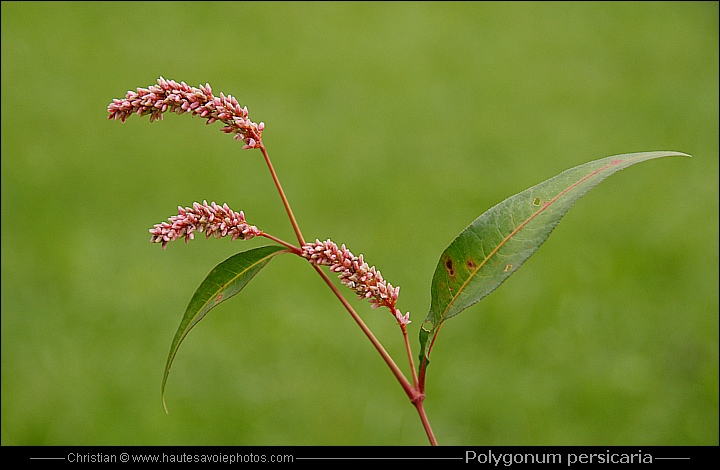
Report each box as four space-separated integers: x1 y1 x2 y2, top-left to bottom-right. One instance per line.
401 324 419 389
259 143 305 246
311 265 416 400
258 142 436 445
413 400 438 446
259 232 301 254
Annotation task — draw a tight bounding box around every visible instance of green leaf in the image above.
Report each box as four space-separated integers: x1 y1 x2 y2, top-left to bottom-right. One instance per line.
162 245 288 412
419 151 690 365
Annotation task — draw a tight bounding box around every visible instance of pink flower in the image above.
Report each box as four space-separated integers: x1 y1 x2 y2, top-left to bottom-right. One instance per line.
150 201 261 249
301 239 409 324
394 310 411 326
108 77 264 149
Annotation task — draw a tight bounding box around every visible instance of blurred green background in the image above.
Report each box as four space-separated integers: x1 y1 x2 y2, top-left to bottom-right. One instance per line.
2 1 717 446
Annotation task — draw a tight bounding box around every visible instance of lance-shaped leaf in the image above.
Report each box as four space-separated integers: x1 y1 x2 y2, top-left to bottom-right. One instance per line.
419 151 689 366
162 245 288 412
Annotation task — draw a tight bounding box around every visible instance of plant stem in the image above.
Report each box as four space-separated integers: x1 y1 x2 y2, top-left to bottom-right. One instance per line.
311 265 416 399
258 143 411 395
413 399 438 446
313 264 438 445
259 142 436 445
417 322 443 394
401 324 419 389
259 232 301 254
259 143 305 246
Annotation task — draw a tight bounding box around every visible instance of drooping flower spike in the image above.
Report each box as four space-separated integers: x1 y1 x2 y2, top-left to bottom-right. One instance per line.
150 201 261 249
301 239 411 326
108 77 264 149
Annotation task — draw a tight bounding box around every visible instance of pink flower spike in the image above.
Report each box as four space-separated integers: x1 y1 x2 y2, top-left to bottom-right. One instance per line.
108 77 265 149
149 201 260 248
301 238 407 323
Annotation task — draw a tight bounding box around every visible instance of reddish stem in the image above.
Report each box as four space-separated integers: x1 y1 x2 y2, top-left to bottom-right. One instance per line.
312 265 436 445
311 266 415 398
401 324 419 389
258 141 437 445
259 143 305 246
259 232 301 254
413 399 437 446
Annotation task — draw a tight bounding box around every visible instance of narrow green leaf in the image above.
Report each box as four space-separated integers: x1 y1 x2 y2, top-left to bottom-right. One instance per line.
420 151 689 364
162 245 288 412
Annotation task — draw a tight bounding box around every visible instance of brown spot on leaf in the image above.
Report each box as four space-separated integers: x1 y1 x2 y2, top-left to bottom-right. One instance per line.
466 259 477 270
215 294 223 302
445 257 455 277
